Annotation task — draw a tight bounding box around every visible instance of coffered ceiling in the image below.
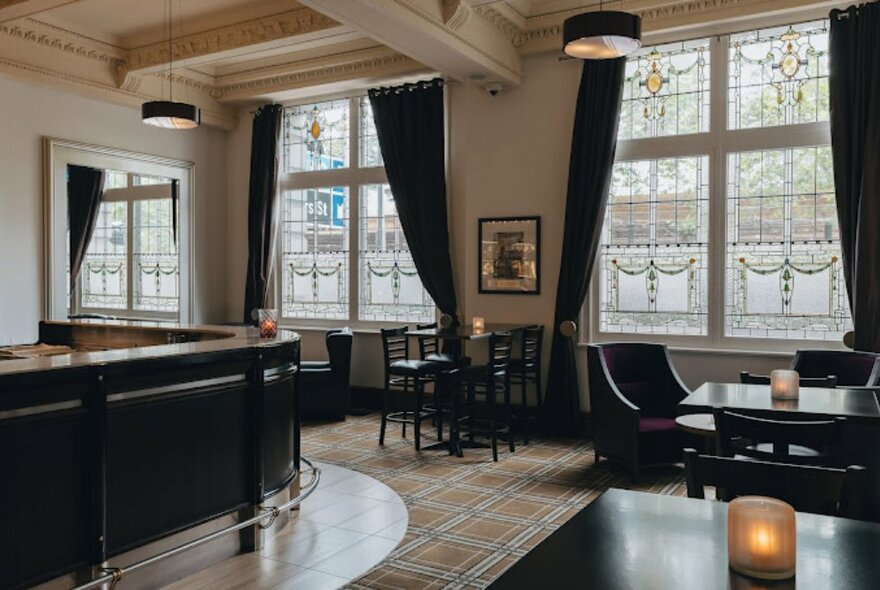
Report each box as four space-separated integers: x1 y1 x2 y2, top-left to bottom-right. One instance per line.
0 0 845 129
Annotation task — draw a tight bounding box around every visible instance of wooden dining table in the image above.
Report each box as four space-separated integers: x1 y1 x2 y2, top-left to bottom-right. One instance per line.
489 488 880 589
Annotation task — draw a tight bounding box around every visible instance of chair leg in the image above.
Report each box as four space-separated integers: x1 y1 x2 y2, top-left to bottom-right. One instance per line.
414 381 423 451
521 370 530 446
401 377 408 438
594 449 600 463
467 381 475 444
380 386 389 446
489 380 498 462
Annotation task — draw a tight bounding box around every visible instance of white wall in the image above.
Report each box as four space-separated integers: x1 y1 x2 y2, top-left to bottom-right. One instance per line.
0 75 228 345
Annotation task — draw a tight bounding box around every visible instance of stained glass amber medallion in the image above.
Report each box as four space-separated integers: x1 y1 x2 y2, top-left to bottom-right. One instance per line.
729 21 829 129
619 38 710 140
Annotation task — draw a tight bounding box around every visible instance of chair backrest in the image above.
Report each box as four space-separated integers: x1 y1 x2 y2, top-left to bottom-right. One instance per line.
380 326 408 379
595 342 689 417
416 322 439 359
714 408 845 466
326 328 353 384
683 449 867 519
520 325 544 368
490 331 513 375
792 349 880 387
739 371 838 388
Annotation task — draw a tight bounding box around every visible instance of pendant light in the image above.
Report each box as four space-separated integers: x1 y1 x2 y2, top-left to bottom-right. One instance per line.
142 0 200 129
563 0 642 59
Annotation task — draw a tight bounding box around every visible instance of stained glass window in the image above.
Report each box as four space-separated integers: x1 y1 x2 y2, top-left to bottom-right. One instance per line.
283 99 350 173
599 156 709 335
133 198 178 312
281 187 349 320
618 38 710 140
359 184 433 322
726 146 850 339
729 21 829 129
359 97 383 168
81 201 128 310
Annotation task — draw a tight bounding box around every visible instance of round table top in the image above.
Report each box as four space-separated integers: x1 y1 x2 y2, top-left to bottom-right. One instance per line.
675 413 715 436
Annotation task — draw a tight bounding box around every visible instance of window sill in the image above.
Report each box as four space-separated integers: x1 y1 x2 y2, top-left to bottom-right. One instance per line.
576 341 822 358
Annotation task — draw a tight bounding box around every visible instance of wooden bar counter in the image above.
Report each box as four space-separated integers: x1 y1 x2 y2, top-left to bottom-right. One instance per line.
0 321 301 590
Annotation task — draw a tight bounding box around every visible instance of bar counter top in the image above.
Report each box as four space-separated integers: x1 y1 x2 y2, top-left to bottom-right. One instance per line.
0 320 300 377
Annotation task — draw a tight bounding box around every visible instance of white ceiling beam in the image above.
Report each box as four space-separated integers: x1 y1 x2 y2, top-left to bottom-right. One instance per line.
300 0 522 86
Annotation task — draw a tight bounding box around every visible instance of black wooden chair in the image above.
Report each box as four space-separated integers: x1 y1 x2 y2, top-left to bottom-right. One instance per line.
683 448 867 519
587 343 690 481
713 408 845 466
453 331 515 462
739 371 838 388
508 325 543 445
379 326 439 451
300 327 353 421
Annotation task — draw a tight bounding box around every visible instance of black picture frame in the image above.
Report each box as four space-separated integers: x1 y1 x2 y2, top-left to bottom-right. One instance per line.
478 216 541 295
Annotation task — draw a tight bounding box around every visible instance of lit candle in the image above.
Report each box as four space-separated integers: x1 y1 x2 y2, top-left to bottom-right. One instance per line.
258 309 278 339
728 496 796 580
770 369 799 400
472 316 485 334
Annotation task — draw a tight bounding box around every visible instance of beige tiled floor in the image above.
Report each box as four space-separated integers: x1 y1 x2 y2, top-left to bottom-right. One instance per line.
161 462 407 590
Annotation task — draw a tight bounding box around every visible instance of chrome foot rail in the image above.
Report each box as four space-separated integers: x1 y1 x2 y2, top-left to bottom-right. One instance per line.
69 458 321 590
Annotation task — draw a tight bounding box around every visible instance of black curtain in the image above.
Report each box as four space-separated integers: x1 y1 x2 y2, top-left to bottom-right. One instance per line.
243 104 283 324
830 3 880 352
67 164 105 293
368 79 458 323
542 58 626 436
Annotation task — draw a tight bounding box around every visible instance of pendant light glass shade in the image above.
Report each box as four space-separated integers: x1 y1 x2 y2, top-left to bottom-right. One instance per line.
142 100 200 129
563 11 642 59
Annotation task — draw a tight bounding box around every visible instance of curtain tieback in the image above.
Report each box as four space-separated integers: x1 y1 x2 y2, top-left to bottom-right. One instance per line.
559 320 577 338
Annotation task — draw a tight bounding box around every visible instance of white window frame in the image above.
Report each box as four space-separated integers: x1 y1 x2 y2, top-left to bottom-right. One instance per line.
274 95 437 329
586 22 845 354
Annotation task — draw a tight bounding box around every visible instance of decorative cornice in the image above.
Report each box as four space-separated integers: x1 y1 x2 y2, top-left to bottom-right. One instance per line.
217 51 420 97
125 7 339 72
472 6 526 48
0 18 124 67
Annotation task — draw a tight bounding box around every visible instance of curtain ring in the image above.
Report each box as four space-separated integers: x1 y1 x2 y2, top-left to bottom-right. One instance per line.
842 330 855 349
559 320 577 338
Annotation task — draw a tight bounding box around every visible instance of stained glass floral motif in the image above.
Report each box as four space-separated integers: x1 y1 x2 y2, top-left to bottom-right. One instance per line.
729 21 829 129
619 38 710 140
599 156 709 335
726 146 850 339
283 99 350 172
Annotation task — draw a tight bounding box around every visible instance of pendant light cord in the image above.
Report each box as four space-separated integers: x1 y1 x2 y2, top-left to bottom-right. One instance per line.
167 0 173 102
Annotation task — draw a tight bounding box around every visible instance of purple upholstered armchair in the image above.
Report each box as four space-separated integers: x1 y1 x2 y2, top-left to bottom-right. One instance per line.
587 343 691 481
792 350 880 387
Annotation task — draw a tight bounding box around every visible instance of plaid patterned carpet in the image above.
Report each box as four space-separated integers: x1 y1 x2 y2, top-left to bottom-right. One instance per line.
301 414 687 589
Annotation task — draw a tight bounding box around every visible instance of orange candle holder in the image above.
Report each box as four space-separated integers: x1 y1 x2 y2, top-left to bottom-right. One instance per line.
472 316 485 334
728 496 796 580
258 309 278 338
770 369 800 400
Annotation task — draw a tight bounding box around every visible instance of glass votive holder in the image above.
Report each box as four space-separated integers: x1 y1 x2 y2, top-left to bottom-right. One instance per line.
770 369 799 400
728 496 796 580
472 316 485 334
258 309 278 338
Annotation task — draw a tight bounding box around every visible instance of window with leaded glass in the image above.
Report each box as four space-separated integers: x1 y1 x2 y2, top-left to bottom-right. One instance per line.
729 21 829 129
77 170 179 318
599 157 709 335
726 146 848 339
279 97 433 324
594 17 850 347
618 38 710 140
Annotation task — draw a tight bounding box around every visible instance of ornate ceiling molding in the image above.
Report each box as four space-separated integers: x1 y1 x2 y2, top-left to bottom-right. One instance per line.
124 7 339 73
472 6 526 48
0 17 123 66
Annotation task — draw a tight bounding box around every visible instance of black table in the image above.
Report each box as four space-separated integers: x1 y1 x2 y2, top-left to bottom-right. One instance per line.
404 322 532 341
679 382 880 424
489 488 880 589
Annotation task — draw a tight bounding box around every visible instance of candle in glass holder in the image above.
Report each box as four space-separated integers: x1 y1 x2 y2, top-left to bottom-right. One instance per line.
472 316 485 334
258 309 278 338
770 369 799 400
728 496 796 580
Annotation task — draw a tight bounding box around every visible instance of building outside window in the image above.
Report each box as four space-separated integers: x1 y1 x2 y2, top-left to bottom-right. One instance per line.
279 97 434 324
593 19 850 346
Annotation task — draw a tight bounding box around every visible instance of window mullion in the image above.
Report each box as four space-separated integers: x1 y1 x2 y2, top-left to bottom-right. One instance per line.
708 34 728 346
349 96 360 322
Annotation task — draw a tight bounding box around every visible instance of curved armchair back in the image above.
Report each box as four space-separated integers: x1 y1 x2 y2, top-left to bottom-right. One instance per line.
791 350 880 386
326 328 353 390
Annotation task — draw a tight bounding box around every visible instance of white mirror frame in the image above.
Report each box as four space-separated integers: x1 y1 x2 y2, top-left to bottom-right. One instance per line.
43 138 195 323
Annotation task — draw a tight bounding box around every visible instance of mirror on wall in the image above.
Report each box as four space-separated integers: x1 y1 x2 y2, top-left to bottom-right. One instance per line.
44 138 194 323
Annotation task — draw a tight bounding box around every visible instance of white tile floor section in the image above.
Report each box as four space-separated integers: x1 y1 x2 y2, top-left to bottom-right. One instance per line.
162 461 407 590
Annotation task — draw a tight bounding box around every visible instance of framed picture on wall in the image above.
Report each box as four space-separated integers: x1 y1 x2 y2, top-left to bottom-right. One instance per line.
478 216 540 294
